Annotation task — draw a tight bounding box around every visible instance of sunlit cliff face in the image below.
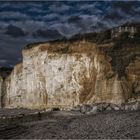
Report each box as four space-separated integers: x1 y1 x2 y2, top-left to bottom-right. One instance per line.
0 38 139 109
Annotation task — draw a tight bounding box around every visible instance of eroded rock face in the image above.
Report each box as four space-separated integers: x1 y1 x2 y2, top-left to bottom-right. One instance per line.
126 57 140 101
2 39 140 109
4 64 25 108
4 41 96 108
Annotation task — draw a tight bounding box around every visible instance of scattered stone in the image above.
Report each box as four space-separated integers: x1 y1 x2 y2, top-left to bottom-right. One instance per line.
45 109 52 112
2 116 6 119
110 104 120 110
135 102 140 110
106 106 112 111
96 103 109 112
86 106 98 115
80 104 92 114
119 104 125 110
18 113 25 117
72 105 81 112
114 106 120 110
124 102 140 111
33 112 39 114
71 102 140 114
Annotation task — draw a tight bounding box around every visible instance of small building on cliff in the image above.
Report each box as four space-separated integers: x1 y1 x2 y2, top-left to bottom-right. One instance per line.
111 23 139 39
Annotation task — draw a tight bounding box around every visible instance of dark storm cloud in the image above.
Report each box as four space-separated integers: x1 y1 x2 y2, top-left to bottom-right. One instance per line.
68 16 82 23
0 33 30 67
0 1 140 67
32 29 63 40
111 1 140 14
67 15 99 29
4 24 26 38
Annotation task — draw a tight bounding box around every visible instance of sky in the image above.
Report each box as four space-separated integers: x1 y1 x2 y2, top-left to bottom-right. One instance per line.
0 0 140 67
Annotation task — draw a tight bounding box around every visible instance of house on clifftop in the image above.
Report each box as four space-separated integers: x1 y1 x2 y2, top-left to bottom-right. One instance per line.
111 22 139 39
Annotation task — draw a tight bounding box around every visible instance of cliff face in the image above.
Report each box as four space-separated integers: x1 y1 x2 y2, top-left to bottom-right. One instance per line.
2 39 140 109
3 63 24 108
4 41 96 108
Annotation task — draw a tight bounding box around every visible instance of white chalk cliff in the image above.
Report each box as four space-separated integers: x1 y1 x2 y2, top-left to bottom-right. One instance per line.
0 38 140 109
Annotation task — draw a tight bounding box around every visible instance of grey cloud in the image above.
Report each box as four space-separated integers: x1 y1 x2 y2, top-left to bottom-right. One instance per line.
0 11 30 20
0 33 30 66
68 16 82 23
26 3 43 8
27 7 46 14
32 29 63 40
0 1 140 67
13 20 47 32
0 59 8 64
49 3 71 12
4 25 26 38
103 11 123 23
111 1 139 14
41 13 60 21
67 15 100 33
51 23 81 38
78 3 97 10
102 2 140 28
0 21 9 28
0 2 42 9
78 3 103 15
